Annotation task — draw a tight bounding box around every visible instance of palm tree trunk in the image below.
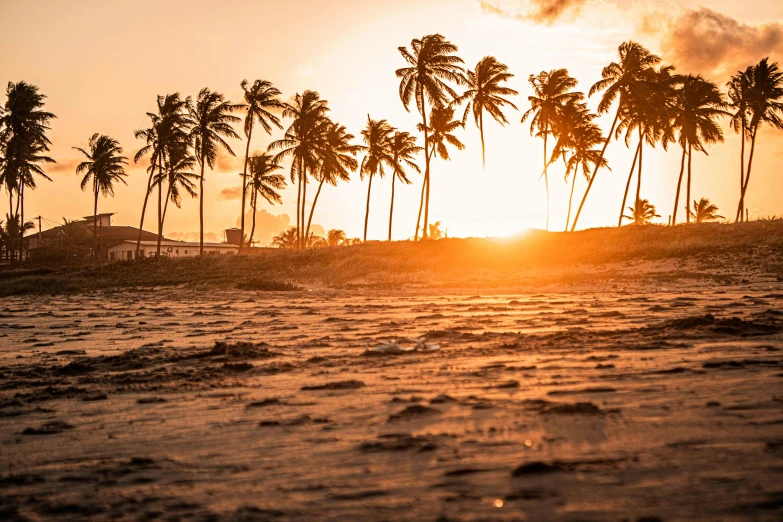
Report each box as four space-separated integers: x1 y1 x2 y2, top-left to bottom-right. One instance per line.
301 167 307 249
295 162 302 247
199 158 205 256
161 182 172 243
736 127 757 222
543 131 549 231
565 169 577 232
570 108 620 232
388 172 396 242
686 143 692 223
421 97 431 240
19 182 25 263
156 156 163 258
306 177 325 241
363 173 374 243
414 175 426 241
136 164 155 259
239 121 254 253
92 190 98 262
248 190 258 248
480 110 486 170
671 146 687 225
635 130 643 203
739 120 746 222
618 142 641 227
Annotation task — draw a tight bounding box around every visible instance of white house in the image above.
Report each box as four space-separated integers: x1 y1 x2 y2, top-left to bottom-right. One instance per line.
107 240 238 260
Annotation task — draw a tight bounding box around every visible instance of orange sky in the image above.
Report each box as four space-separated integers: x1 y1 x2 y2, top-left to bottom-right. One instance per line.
1 0 782 243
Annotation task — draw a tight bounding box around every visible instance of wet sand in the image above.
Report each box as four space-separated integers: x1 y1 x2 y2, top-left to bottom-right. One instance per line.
1 281 782 521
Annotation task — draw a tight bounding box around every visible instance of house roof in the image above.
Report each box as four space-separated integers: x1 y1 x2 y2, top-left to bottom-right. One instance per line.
110 240 237 249
35 223 160 242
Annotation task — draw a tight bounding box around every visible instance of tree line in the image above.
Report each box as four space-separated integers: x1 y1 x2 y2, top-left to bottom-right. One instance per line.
1 37 782 262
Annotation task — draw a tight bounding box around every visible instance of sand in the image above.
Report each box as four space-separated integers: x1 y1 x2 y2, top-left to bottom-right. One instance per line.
1 280 782 521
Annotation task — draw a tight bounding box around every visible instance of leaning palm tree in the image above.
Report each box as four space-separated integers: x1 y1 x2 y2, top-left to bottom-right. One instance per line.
522 69 581 231
415 106 464 239
689 198 723 223
570 42 660 231
387 131 421 241
158 142 199 244
360 116 394 242
305 122 360 240
74 134 128 261
269 90 330 248
325 229 348 246
397 34 465 240
623 198 660 225
246 153 286 248
735 58 783 222
186 89 242 255
670 75 728 225
727 69 752 222
271 227 298 248
238 79 283 251
454 56 517 168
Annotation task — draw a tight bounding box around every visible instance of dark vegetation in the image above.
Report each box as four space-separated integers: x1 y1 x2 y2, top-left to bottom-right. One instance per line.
0 219 781 296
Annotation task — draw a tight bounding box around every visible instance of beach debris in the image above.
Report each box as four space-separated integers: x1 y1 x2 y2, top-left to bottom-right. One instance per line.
365 337 441 355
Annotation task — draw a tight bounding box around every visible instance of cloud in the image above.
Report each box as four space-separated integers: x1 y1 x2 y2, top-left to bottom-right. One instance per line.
478 0 589 24
238 209 291 247
655 7 783 80
218 185 243 201
46 158 81 175
215 152 244 174
166 231 221 243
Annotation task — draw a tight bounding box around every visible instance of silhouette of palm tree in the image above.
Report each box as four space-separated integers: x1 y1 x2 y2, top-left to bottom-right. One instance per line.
360 116 394 242
727 70 752 222
689 198 723 223
522 69 580 231
397 34 464 240
186 89 242 255
1 213 34 262
74 134 128 261
158 142 199 241
670 75 728 225
238 79 283 252
387 131 421 241
735 58 783 222
454 56 517 168
306 122 359 241
0 81 56 262
269 90 329 248
570 42 660 231
325 229 348 246
246 153 286 248
623 198 659 225
271 227 298 248
428 221 446 240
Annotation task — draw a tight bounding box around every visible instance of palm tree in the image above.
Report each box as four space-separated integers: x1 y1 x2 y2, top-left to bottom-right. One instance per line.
522 69 580 231
238 79 283 252
2 213 34 262
305 122 360 241
623 198 660 225
387 131 421 241
270 90 330 248
74 134 128 261
325 229 348 246
670 75 727 225
455 56 517 168
187 89 242 255
56 217 89 262
689 198 723 223
727 70 752 222
271 227 298 248
735 58 783 222
570 42 660 231
360 116 394 242
0 81 56 262
428 221 446 240
158 142 199 242
246 153 286 248
397 34 465 240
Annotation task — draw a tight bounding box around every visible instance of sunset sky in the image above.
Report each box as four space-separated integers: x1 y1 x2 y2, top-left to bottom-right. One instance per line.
1 0 782 243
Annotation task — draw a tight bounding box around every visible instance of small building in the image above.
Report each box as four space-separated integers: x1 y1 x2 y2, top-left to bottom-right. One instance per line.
107 240 238 260
224 228 242 246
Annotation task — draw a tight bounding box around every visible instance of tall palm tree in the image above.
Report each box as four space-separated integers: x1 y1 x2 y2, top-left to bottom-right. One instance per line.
397 34 465 240
187 89 242 255
238 79 283 251
360 116 394 242
570 42 660 231
269 90 329 248
455 56 517 168
623 198 660 225
246 152 286 248
158 142 199 240
727 69 752 222
522 69 580 231
670 75 727 225
690 198 723 223
74 134 128 261
387 131 421 241
735 58 783 222
415 106 464 239
0 81 56 261
305 122 360 241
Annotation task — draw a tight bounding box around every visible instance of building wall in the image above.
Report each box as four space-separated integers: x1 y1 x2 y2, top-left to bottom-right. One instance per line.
107 243 237 260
